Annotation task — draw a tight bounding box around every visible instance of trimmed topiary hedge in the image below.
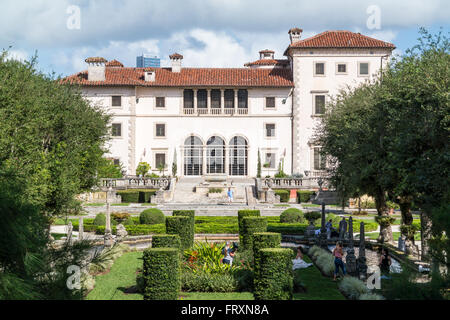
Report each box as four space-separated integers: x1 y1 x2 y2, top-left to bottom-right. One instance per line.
254 248 293 300
166 216 193 249
280 208 304 223
140 208 165 225
252 232 281 268
297 190 315 203
152 234 181 249
173 210 195 240
143 248 180 300
241 217 267 250
274 190 289 202
238 210 260 242
117 189 157 203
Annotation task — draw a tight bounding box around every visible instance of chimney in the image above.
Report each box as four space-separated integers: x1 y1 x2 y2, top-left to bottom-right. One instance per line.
288 28 303 44
259 49 275 60
169 53 183 73
85 57 107 81
144 70 156 82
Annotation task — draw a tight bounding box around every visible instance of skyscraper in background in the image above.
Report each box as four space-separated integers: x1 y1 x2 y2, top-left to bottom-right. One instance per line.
136 54 160 68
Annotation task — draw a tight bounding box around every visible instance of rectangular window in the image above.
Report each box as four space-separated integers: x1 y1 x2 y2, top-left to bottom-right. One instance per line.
112 96 122 107
266 97 275 108
197 89 207 109
238 89 248 108
111 123 122 137
156 97 165 108
313 147 326 170
337 63 347 74
314 62 325 75
155 124 166 137
113 158 120 166
224 89 234 108
211 89 221 108
359 62 369 76
314 95 326 115
183 89 194 108
265 153 276 169
265 123 276 137
155 153 166 168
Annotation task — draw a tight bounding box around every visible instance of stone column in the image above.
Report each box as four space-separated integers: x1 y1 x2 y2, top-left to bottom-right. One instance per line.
220 89 225 114
104 187 114 247
67 221 73 245
357 221 367 280
345 216 358 276
202 146 207 175
207 89 211 114
224 146 229 176
78 217 84 241
234 89 238 114
193 89 198 114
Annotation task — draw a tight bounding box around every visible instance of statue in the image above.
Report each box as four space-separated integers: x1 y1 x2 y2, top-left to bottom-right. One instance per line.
345 216 358 276
116 224 128 240
357 222 368 280
339 217 347 240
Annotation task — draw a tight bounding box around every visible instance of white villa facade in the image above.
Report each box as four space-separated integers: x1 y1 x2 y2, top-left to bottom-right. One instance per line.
66 28 395 178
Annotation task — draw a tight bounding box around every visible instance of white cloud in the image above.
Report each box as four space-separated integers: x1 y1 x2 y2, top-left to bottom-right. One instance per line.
6 49 28 61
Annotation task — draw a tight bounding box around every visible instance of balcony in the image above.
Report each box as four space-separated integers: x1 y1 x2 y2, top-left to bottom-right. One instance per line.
181 107 248 116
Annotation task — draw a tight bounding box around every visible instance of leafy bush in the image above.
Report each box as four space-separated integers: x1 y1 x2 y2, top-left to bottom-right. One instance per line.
241 217 267 251
386 201 400 210
111 212 130 223
208 188 223 193
297 190 315 203
166 216 193 249
274 190 289 202
308 246 334 276
326 213 340 225
304 211 321 222
338 276 369 300
92 213 117 226
140 208 165 225
117 189 157 203
143 248 180 300
122 217 135 226
400 224 420 239
183 241 236 274
280 208 304 223
89 243 130 274
173 210 195 245
254 248 293 300
252 232 281 272
238 210 260 242
152 234 181 249
181 270 238 292
375 216 396 227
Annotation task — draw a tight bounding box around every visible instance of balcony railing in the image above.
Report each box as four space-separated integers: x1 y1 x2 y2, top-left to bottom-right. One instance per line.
237 108 248 115
210 108 222 115
197 108 208 115
184 108 195 115
181 108 248 115
224 108 235 115
101 178 171 190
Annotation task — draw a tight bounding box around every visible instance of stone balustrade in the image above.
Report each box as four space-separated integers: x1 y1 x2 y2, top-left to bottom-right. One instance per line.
100 177 171 190
261 178 304 189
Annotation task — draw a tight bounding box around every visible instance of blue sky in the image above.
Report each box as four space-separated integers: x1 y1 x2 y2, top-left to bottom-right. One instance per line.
1 0 448 77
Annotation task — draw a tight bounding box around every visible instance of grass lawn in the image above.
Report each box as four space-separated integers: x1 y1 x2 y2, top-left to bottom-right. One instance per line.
84 203 105 207
274 204 291 207
180 292 254 300
361 231 421 241
112 203 132 206
293 255 345 300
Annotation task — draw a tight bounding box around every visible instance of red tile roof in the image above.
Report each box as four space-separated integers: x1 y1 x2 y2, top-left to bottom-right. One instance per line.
85 57 107 63
244 59 289 67
106 60 124 67
288 30 395 49
62 67 294 87
169 53 184 59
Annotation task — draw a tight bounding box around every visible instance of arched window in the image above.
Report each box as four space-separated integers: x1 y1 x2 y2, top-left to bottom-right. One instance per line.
206 136 225 174
229 136 248 176
184 136 203 175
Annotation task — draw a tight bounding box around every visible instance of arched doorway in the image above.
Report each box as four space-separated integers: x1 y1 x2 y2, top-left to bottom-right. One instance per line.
229 136 248 176
206 136 225 174
184 136 203 176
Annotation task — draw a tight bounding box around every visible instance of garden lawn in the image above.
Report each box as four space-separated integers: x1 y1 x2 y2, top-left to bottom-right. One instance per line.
293 255 345 300
180 292 254 300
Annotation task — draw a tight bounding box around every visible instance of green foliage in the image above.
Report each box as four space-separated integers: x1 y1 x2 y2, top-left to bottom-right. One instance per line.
238 210 260 242
297 190 315 203
274 189 289 202
136 162 151 177
139 208 165 225
326 213 340 225
152 234 181 249
96 158 123 178
122 217 135 226
172 210 195 248
338 276 370 300
111 212 130 223
304 211 321 222
254 248 293 300
308 246 335 276
183 241 237 274
142 248 180 300
166 216 193 249
181 270 238 292
93 213 106 226
374 216 396 227
252 232 281 270
241 217 268 251
208 188 223 193
400 224 420 239
257 149 262 178
116 189 156 203
280 208 304 223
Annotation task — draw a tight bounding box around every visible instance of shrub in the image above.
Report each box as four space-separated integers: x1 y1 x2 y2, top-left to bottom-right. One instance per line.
117 189 157 203
338 276 369 300
181 270 238 292
253 232 281 271
297 190 315 203
172 211 195 247
140 208 165 225
143 248 180 300
274 190 289 202
166 216 193 249
308 246 335 276
111 212 130 223
238 210 260 242
280 208 304 223
122 217 135 225
93 213 106 226
304 211 321 222
359 293 385 300
375 216 396 227
208 188 223 193
242 217 268 251
352 210 369 216
254 248 293 300
326 213 340 225
152 234 181 249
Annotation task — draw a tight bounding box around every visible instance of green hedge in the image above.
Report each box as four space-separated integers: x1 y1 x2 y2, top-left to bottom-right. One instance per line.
280 208 304 223
181 271 238 293
242 217 267 250
116 189 157 203
254 248 293 300
173 210 195 243
152 234 181 249
297 190 315 203
238 210 260 242
166 216 193 249
274 190 289 203
252 232 281 270
140 208 165 225
143 248 180 300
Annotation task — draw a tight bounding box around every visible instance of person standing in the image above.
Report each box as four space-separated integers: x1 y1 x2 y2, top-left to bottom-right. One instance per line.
332 241 346 281
227 188 234 203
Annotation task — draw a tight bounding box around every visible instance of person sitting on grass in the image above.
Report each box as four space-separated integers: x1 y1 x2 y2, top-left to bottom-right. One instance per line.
332 241 346 281
292 246 313 270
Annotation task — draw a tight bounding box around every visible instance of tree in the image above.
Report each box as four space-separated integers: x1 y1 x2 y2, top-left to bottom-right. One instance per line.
257 149 262 178
136 162 151 177
96 158 123 178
